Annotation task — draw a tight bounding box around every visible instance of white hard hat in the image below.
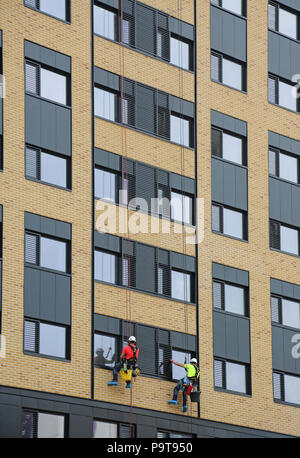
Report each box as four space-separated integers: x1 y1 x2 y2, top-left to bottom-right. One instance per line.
128 336 136 342
190 358 197 364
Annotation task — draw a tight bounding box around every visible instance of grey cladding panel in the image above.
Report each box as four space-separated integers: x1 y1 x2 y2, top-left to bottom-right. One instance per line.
25 96 71 156
94 148 120 171
276 0 300 13
169 17 193 41
0 405 21 438
25 212 71 240
213 262 249 286
272 325 300 375
211 110 247 137
169 96 194 118
94 67 119 92
210 6 247 62
94 314 120 335
170 173 195 194
212 158 248 210
135 163 155 210
0 30 2 48
269 131 300 157
170 252 195 272
269 31 300 80
94 231 120 253
135 84 155 134
135 4 155 55
269 177 300 227
135 243 155 293
171 331 196 352
270 278 300 301
24 267 71 325
213 311 250 363
69 415 93 438
25 40 71 73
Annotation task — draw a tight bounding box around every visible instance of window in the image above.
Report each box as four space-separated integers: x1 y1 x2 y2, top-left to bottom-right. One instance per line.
94 168 116 202
21 411 66 438
94 4 116 40
25 61 68 105
211 0 245 17
270 220 299 256
94 333 117 368
94 86 117 121
212 203 247 240
94 250 116 284
157 29 169 61
170 114 192 147
271 295 300 329
171 191 193 225
93 421 133 438
24 319 69 359
171 350 194 380
212 127 246 165
171 270 191 302
268 75 299 112
157 430 193 438
269 148 299 184
211 52 246 91
157 264 171 297
269 2 298 40
25 146 70 189
213 280 248 316
214 358 251 394
170 36 191 71
25 232 68 273
25 0 69 22
273 372 300 405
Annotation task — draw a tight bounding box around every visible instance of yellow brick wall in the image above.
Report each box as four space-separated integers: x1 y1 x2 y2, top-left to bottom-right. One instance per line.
197 0 300 436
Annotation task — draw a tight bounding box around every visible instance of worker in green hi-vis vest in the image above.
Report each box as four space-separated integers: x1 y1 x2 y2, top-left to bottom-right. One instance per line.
168 358 200 412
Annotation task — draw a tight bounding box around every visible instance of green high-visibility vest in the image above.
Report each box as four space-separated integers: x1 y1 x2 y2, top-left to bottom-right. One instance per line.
184 364 199 379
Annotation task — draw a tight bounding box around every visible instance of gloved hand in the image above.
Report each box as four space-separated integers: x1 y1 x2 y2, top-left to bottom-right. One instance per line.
169 359 174 363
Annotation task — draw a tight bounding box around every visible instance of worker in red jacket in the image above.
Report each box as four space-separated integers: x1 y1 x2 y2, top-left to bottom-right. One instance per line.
108 336 139 388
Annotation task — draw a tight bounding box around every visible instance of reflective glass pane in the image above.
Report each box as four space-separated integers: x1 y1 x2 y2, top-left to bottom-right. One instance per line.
213 282 222 309
222 0 242 15
223 58 242 90
282 299 300 329
280 225 299 255
279 80 297 112
26 147 38 179
39 323 66 358
170 37 189 70
94 6 115 39
21 411 35 438
25 63 37 94
40 0 66 20
226 362 246 393
214 359 223 387
268 3 276 29
94 334 116 368
212 205 221 232
273 372 281 399
38 413 64 438
279 153 298 183
268 77 276 104
95 169 116 202
93 421 118 438
223 133 242 164
171 270 191 302
284 374 300 405
171 192 192 224
170 115 190 147
94 87 116 121
172 350 191 380
223 208 243 239
279 8 297 40
224 284 245 315
40 237 66 272
40 68 67 105
122 19 130 45
211 54 220 81
94 250 115 283
24 320 37 352
41 152 67 187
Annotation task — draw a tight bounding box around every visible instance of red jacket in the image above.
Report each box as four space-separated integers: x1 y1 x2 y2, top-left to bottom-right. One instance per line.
121 344 139 360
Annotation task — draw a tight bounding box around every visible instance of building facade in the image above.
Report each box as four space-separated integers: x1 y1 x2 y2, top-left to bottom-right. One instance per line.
0 0 299 438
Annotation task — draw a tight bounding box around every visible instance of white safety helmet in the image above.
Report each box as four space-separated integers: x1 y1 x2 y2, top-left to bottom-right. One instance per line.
190 358 197 364
128 336 136 343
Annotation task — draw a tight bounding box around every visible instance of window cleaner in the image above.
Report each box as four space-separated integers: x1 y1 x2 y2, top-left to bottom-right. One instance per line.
108 336 140 388
168 358 200 412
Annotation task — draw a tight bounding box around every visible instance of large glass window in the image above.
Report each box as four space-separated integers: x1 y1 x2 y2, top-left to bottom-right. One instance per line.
94 87 116 121
40 237 66 272
213 281 247 316
40 0 66 21
223 133 243 164
170 36 190 70
214 359 249 394
280 225 299 256
171 191 193 225
94 250 116 283
26 146 69 189
93 421 117 438
24 319 68 359
40 68 67 105
222 57 242 91
279 152 298 183
171 270 191 302
171 350 192 380
94 5 116 40
282 299 300 329
279 8 297 40
95 168 116 202
170 114 190 147
94 333 116 368
223 207 244 239
274 372 300 405
279 80 297 112
21 411 65 438
222 0 242 15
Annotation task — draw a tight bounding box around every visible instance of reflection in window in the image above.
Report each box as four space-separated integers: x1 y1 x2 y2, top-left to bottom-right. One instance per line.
171 350 191 380
223 207 244 239
93 421 118 438
171 192 193 225
94 250 116 283
39 323 66 358
40 68 67 105
282 299 300 329
94 5 116 40
170 36 189 70
95 168 116 202
40 0 67 21
40 152 67 188
171 270 191 302
40 237 66 272
94 333 116 368
21 411 65 438
170 114 190 147
94 87 116 121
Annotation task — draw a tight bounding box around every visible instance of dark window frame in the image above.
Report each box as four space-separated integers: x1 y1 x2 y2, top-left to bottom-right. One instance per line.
212 279 249 317
211 51 247 92
273 370 300 406
23 318 71 361
214 357 252 395
268 73 300 113
268 147 300 185
212 202 248 241
271 293 300 330
268 1 300 41
24 0 71 23
21 408 68 438
211 126 248 166
269 219 300 256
